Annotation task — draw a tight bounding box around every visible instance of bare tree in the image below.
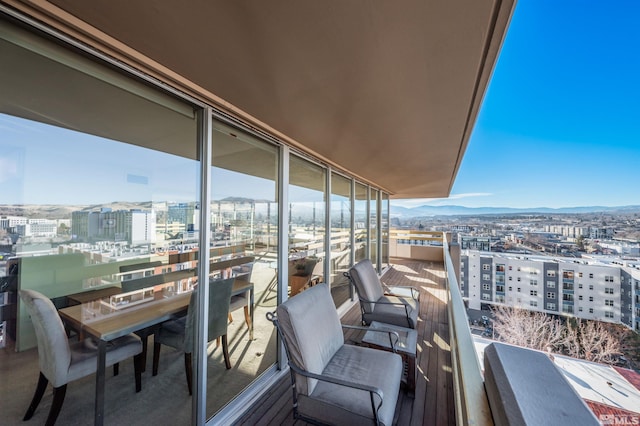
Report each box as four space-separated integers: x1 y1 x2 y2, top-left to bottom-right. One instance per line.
567 319 622 364
492 306 565 352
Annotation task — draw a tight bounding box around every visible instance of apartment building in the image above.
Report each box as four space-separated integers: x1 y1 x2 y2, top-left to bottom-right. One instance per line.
460 250 639 331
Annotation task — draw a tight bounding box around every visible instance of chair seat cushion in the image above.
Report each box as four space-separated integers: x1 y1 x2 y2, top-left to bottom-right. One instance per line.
364 294 419 329
67 334 142 385
300 344 402 426
229 292 249 311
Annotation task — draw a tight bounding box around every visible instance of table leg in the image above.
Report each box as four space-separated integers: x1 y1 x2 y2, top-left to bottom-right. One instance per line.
95 339 106 426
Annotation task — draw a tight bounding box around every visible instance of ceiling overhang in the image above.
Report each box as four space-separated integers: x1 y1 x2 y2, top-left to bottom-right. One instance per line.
5 0 516 199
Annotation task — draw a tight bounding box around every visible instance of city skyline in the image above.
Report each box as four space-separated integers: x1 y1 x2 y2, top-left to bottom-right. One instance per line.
395 0 640 210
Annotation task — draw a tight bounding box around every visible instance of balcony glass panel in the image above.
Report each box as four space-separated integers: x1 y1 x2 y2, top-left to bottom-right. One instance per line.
0 19 199 424
354 182 368 263
208 121 279 417
329 172 352 307
381 192 389 269
369 188 379 269
288 155 325 297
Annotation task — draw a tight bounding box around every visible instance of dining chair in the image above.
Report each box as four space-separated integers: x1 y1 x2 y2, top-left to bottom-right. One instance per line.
119 265 166 373
228 261 253 336
152 277 234 395
19 289 143 426
345 258 420 329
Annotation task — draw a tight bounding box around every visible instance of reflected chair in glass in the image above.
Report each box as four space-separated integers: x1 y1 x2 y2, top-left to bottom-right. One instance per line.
267 283 403 425
19 289 143 426
152 277 234 395
228 261 254 339
119 265 166 373
345 258 420 329
288 256 319 296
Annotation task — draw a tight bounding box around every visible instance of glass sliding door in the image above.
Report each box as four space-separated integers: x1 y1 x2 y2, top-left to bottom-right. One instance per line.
369 188 379 270
288 155 326 297
329 173 352 307
0 18 200 425
381 192 390 269
354 182 368 263
207 121 279 418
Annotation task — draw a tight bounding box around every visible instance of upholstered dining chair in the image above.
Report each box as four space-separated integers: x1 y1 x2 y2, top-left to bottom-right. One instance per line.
152 277 234 395
228 261 253 337
345 258 420 329
19 289 143 426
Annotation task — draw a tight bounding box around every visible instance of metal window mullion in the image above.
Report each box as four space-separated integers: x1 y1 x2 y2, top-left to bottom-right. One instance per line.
377 191 382 273
194 107 213 426
277 145 290 370
325 169 332 287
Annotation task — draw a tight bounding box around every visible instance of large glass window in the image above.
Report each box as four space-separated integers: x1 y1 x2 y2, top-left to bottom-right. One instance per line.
288 155 325 297
354 182 368 263
369 188 379 269
381 192 389 269
207 122 279 417
329 173 352 307
1 19 200 425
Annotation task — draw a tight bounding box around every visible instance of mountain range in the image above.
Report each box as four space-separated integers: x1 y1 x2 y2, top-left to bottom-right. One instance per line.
389 204 640 218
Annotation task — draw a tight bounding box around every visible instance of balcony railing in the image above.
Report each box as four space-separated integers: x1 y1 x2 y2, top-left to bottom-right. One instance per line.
390 230 600 425
390 230 492 425
442 238 493 425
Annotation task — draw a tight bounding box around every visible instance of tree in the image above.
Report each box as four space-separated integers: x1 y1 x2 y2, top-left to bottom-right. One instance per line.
492 309 622 364
564 319 621 364
492 306 565 352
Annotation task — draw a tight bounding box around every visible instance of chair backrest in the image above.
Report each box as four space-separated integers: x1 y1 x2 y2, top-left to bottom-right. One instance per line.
183 277 234 352
348 259 384 313
276 283 343 395
19 289 71 387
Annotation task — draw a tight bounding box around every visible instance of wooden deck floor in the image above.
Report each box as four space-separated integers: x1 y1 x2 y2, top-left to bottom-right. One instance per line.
234 258 455 426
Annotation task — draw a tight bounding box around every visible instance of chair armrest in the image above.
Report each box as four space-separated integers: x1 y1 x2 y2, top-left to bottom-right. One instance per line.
287 360 385 420
342 324 399 352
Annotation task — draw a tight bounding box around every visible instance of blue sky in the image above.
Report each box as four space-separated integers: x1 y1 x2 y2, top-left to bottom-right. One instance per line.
396 0 640 209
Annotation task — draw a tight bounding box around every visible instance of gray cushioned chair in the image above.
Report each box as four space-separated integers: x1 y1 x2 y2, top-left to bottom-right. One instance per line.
268 283 403 425
152 277 234 395
19 289 143 426
228 261 254 338
345 259 420 329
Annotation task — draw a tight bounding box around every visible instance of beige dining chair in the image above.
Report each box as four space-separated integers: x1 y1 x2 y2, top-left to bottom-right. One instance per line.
19 289 143 426
152 277 234 395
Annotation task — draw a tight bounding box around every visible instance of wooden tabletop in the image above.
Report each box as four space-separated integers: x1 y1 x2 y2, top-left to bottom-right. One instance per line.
59 279 253 342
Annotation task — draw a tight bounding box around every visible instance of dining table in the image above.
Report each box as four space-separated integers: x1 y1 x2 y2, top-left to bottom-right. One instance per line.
59 277 254 426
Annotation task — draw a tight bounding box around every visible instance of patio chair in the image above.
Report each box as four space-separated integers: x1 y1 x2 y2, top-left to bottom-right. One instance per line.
345 259 420 329
267 283 402 425
152 277 234 395
19 289 143 426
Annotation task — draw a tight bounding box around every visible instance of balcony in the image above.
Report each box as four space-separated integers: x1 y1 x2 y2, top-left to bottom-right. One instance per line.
236 231 599 425
235 256 457 425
